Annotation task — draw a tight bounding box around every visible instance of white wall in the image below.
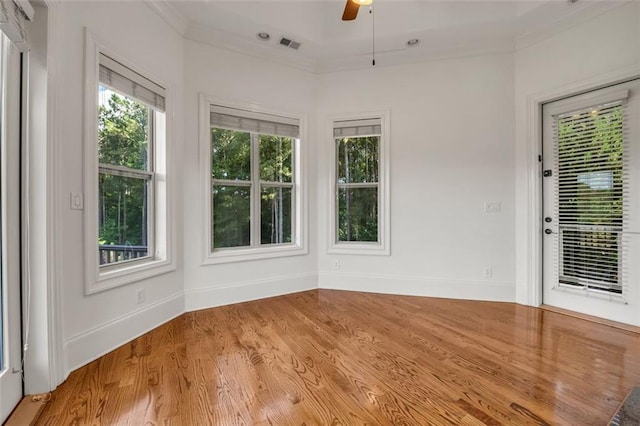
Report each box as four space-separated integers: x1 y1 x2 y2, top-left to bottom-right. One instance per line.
39 0 640 389
514 2 640 304
182 40 318 311
48 1 185 376
316 53 516 302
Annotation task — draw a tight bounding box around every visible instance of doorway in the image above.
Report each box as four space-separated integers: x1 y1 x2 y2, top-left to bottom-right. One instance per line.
542 79 640 325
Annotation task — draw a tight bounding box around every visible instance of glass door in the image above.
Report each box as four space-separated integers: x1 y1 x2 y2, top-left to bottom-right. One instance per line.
0 32 23 423
542 79 640 325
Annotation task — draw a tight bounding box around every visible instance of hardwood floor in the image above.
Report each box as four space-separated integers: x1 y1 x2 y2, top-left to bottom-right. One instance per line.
36 290 640 425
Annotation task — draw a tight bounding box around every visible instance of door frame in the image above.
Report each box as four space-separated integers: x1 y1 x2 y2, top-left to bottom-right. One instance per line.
0 31 25 423
522 65 640 308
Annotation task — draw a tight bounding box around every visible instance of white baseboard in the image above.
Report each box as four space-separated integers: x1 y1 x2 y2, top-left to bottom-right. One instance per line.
184 272 317 312
63 291 184 376
62 271 512 379
318 271 515 302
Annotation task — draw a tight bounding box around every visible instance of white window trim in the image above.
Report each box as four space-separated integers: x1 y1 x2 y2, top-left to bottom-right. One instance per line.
83 29 175 294
199 93 308 265
328 110 390 255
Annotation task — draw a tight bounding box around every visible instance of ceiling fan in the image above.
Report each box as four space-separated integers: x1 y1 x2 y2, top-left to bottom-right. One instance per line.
341 0 373 21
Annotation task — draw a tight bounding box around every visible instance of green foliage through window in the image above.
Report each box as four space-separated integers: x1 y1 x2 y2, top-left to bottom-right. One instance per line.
211 128 295 250
336 136 380 243
557 104 623 291
98 87 151 264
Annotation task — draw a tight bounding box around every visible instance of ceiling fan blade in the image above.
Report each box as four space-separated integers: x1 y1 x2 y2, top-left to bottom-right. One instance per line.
342 0 360 21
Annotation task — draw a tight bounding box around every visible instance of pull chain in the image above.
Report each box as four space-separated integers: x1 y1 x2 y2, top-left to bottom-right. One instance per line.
370 5 375 66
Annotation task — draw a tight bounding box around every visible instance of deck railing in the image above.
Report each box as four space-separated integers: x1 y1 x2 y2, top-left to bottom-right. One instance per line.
99 244 148 265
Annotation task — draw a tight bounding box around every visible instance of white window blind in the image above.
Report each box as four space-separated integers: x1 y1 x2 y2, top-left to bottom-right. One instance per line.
333 118 381 138
0 0 33 51
210 105 299 139
99 53 166 112
552 93 630 298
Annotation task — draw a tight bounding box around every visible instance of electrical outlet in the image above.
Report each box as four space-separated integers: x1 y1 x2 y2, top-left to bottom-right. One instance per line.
333 259 340 271
483 266 493 279
136 288 145 304
484 201 501 213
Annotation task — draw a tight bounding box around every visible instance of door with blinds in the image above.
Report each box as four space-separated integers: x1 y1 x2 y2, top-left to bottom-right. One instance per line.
542 80 640 325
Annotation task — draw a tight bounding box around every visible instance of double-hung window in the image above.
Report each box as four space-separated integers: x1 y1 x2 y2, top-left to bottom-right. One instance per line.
205 102 306 262
330 113 390 254
98 54 163 266
85 42 173 293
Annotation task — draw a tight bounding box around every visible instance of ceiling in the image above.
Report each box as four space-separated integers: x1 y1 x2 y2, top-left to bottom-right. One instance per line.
161 0 625 72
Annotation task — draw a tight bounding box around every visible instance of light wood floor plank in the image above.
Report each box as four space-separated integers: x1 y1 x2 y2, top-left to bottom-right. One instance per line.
36 290 640 425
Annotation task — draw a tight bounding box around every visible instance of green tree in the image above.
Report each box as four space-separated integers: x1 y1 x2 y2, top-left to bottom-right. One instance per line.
211 130 295 248
260 135 293 244
211 128 252 248
98 89 149 249
337 136 379 242
558 104 623 287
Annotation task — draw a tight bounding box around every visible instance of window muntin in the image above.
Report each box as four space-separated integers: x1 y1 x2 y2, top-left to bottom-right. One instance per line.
210 107 298 252
97 54 165 268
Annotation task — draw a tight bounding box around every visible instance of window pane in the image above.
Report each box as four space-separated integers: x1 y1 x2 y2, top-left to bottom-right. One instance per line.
556 104 624 293
99 173 149 265
338 187 378 242
261 186 292 245
212 128 251 181
98 86 149 170
259 135 293 183
337 136 379 184
213 185 251 249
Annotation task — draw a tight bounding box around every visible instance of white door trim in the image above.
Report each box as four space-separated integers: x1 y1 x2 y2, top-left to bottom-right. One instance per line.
0 30 24 424
43 1 64 390
522 64 640 307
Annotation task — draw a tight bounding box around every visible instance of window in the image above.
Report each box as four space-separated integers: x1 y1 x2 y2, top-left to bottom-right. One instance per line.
98 57 159 267
329 113 390 254
202 99 307 263
85 37 174 293
554 99 626 294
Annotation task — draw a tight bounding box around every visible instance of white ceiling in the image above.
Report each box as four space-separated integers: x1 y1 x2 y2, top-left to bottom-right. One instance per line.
161 0 626 72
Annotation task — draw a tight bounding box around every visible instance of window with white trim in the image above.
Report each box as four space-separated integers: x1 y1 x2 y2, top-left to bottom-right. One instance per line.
98 54 163 267
85 40 174 293
205 102 305 261
330 113 390 254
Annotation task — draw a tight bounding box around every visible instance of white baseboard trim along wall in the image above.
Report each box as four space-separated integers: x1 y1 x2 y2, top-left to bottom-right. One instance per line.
184 272 318 312
63 271 515 378
63 291 185 376
318 271 515 302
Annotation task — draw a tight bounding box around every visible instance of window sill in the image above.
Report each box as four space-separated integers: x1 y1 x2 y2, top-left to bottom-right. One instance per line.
203 244 308 265
87 257 176 295
328 242 390 256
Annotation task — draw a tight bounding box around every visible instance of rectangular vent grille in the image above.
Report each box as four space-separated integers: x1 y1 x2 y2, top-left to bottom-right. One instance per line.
279 37 301 50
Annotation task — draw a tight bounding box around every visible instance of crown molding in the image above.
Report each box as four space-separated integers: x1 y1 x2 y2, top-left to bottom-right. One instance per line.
317 40 515 73
185 22 320 73
184 20 518 74
144 0 188 37
151 0 632 74
515 1 628 50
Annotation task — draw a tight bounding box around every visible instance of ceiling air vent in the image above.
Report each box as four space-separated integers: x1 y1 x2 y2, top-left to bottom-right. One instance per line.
279 37 301 50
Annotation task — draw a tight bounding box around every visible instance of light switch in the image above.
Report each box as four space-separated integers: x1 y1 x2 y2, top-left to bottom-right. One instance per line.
70 192 84 210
